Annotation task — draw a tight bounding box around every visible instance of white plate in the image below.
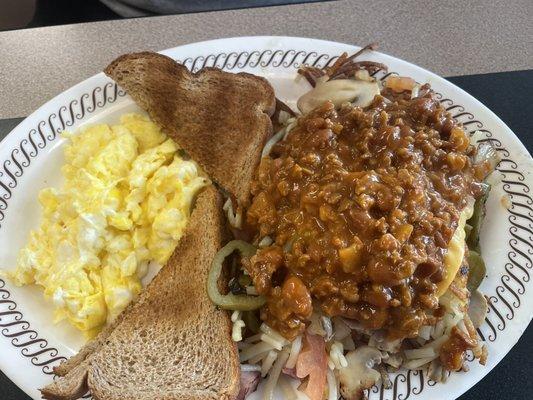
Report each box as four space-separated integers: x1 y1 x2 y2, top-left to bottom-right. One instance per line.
0 36 531 400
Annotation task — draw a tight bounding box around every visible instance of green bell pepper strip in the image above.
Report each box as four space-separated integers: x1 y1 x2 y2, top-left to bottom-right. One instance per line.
207 240 266 311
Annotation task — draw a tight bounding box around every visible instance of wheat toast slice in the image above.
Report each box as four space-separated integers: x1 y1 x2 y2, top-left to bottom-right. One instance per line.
104 52 276 207
41 187 240 400
52 52 275 380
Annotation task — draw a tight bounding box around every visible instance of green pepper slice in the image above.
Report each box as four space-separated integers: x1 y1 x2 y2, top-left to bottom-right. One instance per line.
207 240 266 311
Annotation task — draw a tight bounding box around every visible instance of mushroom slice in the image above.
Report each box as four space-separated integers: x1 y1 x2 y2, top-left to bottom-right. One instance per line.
468 289 488 329
297 79 380 114
382 352 402 369
368 330 401 353
341 318 373 336
339 346 382 400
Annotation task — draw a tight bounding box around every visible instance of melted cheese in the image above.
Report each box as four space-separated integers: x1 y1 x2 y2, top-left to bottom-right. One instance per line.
436 201 475 297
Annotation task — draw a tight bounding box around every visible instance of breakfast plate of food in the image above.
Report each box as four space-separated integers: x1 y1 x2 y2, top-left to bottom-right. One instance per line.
0 36 531 400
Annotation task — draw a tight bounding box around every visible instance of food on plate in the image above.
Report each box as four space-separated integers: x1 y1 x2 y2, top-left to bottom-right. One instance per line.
7 113 208 335
245 96 484 341
105 52 276 207
41 187 241 400
42 46 496 400
207 48 496 398
41 52 276 400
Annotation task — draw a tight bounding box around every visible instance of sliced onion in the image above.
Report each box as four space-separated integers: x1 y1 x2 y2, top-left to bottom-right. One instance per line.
260 323 290 345
223 198 243 229
326 369 339 400
263 348 290 400
403 356 437 370
341 335 356 351
241 341 276 362
241 364 262 372
278 375 299 400
475 142 500 172
262 128 286 157
468 289 488 329
260 333 285 351
285 335 303 369
245 333 263 344
418 325 432 341
332 318 351 341
404 346 437 360
411 84 421 99
258 236 274 248
321 316 334 341
261 350 279 377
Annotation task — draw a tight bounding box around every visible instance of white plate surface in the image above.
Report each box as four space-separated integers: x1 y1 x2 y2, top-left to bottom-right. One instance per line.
0 36 531 400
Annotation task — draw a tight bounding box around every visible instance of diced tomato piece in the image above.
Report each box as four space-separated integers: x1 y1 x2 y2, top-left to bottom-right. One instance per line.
296 333 327 400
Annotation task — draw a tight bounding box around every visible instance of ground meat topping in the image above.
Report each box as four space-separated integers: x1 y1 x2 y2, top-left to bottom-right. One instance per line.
245 87 487 339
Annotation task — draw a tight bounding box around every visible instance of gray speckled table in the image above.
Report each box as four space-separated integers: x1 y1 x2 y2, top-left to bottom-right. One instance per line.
0 0 532 118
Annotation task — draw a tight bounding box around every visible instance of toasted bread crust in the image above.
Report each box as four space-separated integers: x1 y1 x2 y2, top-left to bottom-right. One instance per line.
42 52 273 399
53 314 122 377
104 52 276 207
41 187 240 400
41 360 89 400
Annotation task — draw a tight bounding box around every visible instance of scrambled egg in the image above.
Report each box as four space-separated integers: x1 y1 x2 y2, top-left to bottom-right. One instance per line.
9 114 208 336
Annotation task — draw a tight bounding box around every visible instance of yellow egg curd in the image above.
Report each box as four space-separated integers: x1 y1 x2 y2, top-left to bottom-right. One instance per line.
8 113 209 336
